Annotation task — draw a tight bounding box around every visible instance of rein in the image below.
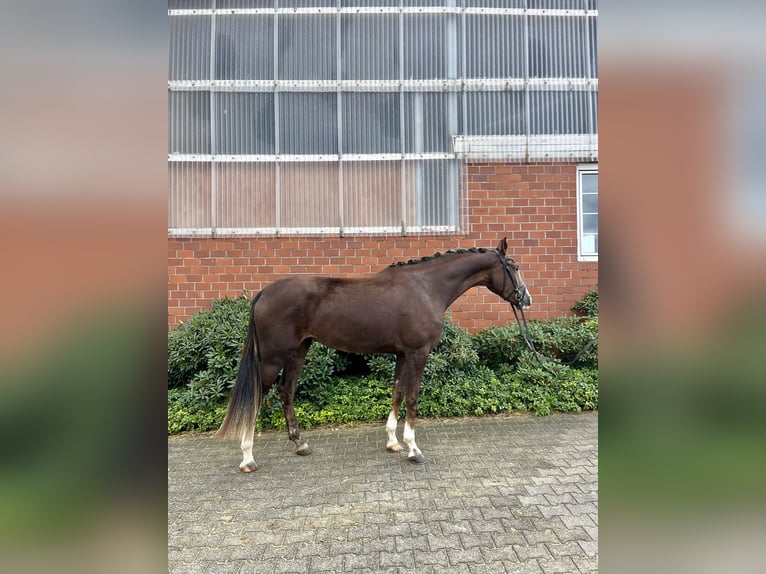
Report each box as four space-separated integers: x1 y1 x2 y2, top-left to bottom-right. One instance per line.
511 301 597 369
494 249 596 368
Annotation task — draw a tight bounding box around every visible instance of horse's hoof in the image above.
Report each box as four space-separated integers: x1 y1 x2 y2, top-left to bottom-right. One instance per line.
239 461 259 473
408 453 426 465
295 443 312 456
387 443 402 453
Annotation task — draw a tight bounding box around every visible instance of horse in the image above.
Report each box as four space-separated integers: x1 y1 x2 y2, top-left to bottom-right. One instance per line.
217 237 531 471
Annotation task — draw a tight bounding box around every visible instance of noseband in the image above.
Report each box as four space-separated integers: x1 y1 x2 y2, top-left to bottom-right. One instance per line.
493 249 526 308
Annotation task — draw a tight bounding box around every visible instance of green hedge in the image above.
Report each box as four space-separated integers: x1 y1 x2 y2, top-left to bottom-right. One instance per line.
168 291 598 434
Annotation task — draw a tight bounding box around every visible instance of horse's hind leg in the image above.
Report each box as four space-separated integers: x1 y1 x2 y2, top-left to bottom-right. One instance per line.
277 339 313 456
239 361 281 473
386 355 406 452
239 427 258 473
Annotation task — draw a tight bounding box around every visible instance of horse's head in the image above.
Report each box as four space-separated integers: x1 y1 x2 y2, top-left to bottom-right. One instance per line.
489 237 532 309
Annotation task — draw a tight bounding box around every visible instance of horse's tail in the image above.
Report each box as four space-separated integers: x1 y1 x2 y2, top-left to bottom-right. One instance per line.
216 292 263 441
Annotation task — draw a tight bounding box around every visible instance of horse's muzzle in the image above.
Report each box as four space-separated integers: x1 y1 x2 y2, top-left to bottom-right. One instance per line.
516 285 532 309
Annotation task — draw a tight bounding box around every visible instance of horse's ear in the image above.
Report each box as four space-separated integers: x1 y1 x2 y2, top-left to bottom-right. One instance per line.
497 237 508 255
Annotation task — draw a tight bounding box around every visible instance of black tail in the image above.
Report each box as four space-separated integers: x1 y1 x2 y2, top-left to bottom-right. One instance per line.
217 293 263 440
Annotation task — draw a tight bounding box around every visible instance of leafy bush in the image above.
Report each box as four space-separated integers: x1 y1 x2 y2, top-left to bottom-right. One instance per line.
167 294 251 406
473 315 598 370
572 289 598 317
168 292 598 434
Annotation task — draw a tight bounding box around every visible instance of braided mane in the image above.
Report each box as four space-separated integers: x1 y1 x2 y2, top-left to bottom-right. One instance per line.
388 247 489 268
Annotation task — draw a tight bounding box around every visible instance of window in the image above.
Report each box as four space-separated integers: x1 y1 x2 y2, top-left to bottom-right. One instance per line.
578 165 598 261
168 2 598 235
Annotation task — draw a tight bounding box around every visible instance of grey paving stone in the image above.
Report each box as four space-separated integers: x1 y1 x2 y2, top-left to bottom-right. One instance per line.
168 412 598 574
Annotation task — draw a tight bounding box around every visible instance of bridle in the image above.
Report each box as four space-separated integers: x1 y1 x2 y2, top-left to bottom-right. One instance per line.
493 249 542 356
493 249 594 367
493 249 527 309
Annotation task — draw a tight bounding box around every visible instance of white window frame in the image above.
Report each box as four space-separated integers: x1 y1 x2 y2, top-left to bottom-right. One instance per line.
577 164 598 262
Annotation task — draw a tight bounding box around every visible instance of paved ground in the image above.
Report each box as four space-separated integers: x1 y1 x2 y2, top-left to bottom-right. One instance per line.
168 412 598 573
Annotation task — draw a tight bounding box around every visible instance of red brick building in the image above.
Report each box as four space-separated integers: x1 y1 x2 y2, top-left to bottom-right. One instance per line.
168 3 598 331
168 161 597 332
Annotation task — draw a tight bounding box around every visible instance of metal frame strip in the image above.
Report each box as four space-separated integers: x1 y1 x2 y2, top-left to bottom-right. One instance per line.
169 8 598 17
168 78 598 92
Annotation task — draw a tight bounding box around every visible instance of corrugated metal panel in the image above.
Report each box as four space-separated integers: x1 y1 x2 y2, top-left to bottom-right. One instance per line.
168 1 598 235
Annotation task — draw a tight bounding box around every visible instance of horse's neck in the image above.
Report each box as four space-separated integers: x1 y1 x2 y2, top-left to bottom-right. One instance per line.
423 254 494 310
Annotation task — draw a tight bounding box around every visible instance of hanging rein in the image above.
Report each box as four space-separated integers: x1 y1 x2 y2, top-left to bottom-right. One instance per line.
493 249 596 368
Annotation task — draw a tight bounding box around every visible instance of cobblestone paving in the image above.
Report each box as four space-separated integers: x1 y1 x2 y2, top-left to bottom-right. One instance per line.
169 412 597 573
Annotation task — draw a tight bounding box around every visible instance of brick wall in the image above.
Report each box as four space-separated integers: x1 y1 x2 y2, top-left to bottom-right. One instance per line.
168 161 598 332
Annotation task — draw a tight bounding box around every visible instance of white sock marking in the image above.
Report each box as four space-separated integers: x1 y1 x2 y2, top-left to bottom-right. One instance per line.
403 421 422 458
240 436 255 467
386 410 400 450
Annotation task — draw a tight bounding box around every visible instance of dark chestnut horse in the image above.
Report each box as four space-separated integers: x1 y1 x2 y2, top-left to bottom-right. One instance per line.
217 238 531 471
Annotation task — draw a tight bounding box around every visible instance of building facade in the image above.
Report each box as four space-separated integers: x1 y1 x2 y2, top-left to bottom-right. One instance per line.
168 0 598 331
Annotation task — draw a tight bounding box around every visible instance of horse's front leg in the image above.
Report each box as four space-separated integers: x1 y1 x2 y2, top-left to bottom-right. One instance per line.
278 340 313 456
386 355 406 453
402 352 428 464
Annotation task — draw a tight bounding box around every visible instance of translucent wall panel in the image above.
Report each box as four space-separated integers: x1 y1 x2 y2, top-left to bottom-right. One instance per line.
169 0 211 11
528 0 588 8
342 161 402 229
216 163 276 228
279 163 340 228
402 160 459 228
216 93 275 155
168 91 211 154
169 15 211 81
403 14 460 80
588 15 598 78
168 162 212 229
341 14 399 81
464 15 525 79
168 3 598 233
528 90 591 135
463 1 525 8
529 15 590 79
341 0 400 7
279 93 337 154
280 0 335 7
278 14 336 80
217 1 276 8
465 92 526 136
215 15 274 81
403 92 459 153
342 93 399 154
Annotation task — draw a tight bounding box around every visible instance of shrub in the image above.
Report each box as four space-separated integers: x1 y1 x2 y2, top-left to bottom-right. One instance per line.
473 315 598 370
572 289 598 317
168 293 598 434
167 294 251 406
